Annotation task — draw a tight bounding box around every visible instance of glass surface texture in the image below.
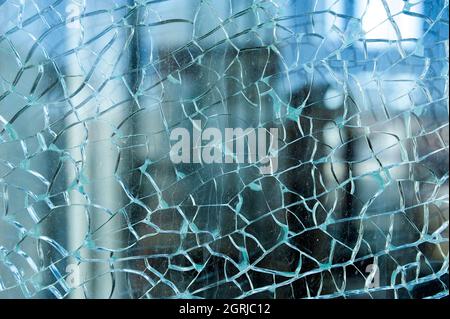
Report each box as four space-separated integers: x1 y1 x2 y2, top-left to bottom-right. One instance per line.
0 0 448 299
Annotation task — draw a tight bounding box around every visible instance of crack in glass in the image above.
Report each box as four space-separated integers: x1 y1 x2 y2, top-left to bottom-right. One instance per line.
0 0 448 299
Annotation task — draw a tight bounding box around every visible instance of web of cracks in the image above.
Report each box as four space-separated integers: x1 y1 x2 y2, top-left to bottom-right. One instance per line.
0 0 448 299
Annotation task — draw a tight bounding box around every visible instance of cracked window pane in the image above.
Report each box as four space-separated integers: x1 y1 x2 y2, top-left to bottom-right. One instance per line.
0 0 448 299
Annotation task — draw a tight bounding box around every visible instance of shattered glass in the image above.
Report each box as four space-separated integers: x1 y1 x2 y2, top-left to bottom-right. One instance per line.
0 0 448 299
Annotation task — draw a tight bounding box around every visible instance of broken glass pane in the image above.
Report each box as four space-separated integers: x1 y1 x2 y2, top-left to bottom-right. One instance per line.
0 0 448 299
